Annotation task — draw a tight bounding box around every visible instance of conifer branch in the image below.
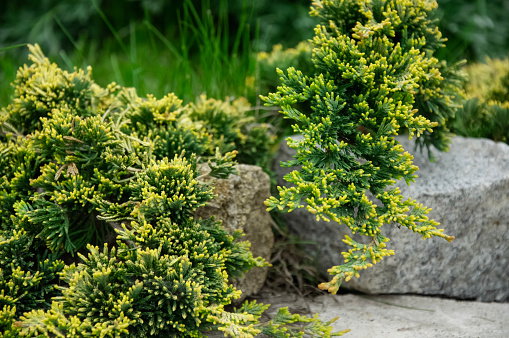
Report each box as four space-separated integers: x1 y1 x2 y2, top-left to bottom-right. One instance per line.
264 0 457 293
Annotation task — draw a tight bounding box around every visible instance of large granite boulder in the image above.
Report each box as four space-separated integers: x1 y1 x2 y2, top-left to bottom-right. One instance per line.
275 135 509 302
195 164 274 300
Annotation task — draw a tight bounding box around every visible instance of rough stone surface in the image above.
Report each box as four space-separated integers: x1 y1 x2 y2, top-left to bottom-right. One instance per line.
206 289 509 337
195 164 274 300
275 135 509 302
207 288 509 337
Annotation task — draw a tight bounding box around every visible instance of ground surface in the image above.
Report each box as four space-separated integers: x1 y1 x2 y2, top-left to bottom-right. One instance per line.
208 288 509 337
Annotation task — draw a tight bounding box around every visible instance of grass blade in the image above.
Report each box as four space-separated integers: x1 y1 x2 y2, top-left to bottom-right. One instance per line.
0 43 27 53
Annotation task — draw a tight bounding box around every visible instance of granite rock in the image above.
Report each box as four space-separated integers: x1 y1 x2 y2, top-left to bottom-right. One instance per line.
275 135 509 302
195 164 274 300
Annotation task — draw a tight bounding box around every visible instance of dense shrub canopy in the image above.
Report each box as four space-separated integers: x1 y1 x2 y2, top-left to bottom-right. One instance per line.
0 43 346 338
0 44 270 337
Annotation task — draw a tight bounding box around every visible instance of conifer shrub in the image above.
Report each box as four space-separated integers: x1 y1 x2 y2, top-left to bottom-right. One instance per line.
257 42 314 100
263 0 457 294
0 45 347 337
186 95 276 169
259 0 465 155
450 57 509 143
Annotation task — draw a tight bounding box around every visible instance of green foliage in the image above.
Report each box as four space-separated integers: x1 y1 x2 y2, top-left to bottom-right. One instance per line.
224 0 319 52
256 42 315 108
0 43 342 338
449 57 509 143
0 44 288 337
260 0 465 155
435 0 509 63
208 300 269 337
263 0 455 294
128 156 214 224
0 0 317 59
0 228 64 316
187 95 276 168
0 305 21 338
17 301 131 337
59 244 209 337
260 307 349 337
1 0 504 110
2 45 97 134
208 300 350 338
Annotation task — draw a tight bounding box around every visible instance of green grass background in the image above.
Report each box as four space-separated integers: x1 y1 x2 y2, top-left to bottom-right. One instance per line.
2 0 507 107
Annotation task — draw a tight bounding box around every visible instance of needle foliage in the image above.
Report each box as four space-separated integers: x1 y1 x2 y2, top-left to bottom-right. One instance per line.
0 45 349 337
263 0 456 294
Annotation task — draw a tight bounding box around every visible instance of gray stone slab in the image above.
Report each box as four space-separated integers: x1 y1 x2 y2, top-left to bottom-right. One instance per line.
260 290 509 337
206 290 509 337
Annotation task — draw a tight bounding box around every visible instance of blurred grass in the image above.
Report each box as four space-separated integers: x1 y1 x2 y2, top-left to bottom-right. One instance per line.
0 0 258 107
435 0 509 63
1 0 509 126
